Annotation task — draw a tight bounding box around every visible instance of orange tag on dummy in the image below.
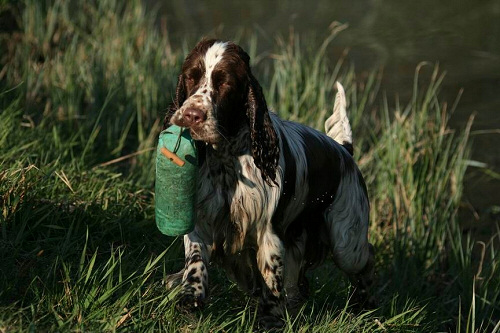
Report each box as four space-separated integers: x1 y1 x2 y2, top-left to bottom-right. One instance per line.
160 147 185 167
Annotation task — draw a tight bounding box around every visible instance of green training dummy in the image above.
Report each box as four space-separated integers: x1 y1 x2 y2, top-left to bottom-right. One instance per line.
155 125 197 236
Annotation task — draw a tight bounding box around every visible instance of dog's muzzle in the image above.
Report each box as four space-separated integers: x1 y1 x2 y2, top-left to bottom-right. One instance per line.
173 107 207 128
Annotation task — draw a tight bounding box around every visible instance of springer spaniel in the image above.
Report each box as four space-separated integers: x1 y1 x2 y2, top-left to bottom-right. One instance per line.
163 39 374 328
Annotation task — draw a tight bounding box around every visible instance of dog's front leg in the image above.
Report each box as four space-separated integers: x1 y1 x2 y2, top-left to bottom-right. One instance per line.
178 231 212 310
257 225 285 328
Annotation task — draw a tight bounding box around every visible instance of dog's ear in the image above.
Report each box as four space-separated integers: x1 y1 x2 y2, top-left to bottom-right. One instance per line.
246 73 280 185
163 74 186 130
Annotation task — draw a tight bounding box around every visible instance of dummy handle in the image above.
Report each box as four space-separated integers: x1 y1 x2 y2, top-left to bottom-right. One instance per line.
160 147 185 167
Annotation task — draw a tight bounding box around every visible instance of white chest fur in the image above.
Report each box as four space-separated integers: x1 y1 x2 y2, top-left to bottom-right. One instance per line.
195 152 282 252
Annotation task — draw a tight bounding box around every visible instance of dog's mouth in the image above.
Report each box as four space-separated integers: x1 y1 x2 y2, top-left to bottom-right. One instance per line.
189 127 220 145
170 106 224 145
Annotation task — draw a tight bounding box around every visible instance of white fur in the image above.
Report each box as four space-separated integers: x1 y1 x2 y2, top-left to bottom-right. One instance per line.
203 42 228 90
325 82 352 146
190 42 227 106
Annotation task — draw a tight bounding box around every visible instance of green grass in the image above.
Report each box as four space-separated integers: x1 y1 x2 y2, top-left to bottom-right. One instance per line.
1 0 499 331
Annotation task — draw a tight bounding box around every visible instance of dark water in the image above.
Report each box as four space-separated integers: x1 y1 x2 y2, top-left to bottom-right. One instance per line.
149 0 500 224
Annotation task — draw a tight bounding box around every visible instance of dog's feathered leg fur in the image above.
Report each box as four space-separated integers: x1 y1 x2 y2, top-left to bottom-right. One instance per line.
256 224 286 328
177 232 212 309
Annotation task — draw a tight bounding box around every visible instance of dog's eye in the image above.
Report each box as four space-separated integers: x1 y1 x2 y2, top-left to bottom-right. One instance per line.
212 71 232 91
185 75 197 85
217 78 231 90
185 68 202 85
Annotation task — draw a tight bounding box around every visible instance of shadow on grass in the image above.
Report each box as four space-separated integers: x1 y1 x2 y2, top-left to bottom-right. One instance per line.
1 187 498 331
0 194 183 312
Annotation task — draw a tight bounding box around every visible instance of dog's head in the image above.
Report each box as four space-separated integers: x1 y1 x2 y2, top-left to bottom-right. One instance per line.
166 39 279 184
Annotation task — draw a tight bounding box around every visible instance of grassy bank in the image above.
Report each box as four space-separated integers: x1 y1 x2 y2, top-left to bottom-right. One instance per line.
1 1 499 331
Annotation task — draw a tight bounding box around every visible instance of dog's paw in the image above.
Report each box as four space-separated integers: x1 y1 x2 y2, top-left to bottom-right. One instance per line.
258 315 284 331
176 288 205 312
351 287 378 311
285 286 307 316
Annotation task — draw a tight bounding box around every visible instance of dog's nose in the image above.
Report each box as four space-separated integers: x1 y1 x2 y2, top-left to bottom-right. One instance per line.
183 108 206 126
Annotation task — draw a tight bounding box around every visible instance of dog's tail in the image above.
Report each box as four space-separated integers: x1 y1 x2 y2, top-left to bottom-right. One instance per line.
325 82 353 155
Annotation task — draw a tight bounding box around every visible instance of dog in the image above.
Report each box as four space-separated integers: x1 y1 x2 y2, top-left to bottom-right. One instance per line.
163 38 374 328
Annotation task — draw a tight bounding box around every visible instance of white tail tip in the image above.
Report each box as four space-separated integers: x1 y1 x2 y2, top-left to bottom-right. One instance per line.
325 82 352 153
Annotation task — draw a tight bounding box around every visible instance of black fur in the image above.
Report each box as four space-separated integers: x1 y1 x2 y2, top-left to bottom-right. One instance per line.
246 73 280 185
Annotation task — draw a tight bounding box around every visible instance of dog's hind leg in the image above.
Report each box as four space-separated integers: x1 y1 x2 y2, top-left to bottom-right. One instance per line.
347 243 375 307
223 248 262 296
324 169 375 306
